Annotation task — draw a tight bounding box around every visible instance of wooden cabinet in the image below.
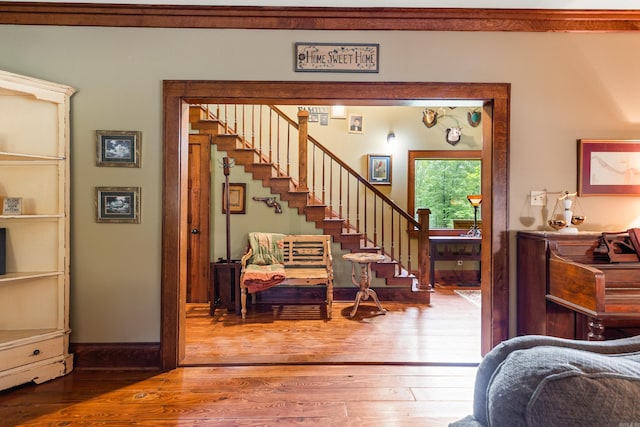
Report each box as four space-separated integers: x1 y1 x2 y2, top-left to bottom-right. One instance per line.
0 70 75 390
516 231 603 337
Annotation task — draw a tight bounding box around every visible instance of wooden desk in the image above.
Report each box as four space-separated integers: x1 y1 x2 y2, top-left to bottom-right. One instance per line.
429 236 481 288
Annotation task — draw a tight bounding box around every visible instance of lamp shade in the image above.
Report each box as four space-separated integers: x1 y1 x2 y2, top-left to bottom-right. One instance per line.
467 194 482 207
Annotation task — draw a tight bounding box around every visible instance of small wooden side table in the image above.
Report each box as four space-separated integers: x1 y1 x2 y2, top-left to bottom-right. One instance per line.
342 252 387 318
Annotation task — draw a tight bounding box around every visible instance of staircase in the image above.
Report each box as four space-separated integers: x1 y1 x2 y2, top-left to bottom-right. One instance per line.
189 104 430 302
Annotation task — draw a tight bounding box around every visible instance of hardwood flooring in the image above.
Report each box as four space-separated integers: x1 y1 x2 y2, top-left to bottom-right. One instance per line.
0 289 480 426
184 288 481 365
0 365 477 426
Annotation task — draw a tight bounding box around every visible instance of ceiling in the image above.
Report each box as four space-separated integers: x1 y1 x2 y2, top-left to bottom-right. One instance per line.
8 0 640 9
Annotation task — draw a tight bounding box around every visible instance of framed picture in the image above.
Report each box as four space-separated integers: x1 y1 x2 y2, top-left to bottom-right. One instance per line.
330 105 346 119
368 154 392 185
96 187 141 223
578 139 640 196
222 183 246 214
348 114 363 133
96 130 141 167
2 197 22 215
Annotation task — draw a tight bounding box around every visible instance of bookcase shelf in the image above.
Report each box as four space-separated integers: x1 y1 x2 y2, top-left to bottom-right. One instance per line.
0 69 75 391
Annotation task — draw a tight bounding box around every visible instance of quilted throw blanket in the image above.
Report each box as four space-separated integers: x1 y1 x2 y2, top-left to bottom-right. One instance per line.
242 232 287 293
249 232 285 265
242 263 286 293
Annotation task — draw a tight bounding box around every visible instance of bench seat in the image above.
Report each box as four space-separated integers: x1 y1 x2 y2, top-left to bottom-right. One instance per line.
240 233 333 319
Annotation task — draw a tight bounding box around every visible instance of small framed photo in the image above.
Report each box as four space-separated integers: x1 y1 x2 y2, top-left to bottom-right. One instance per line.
222 183 246 214
2 197 22 215
348 114 363 133
368 154 392 185
96 187 141 223
330 105 346 119
578 139 640 196
96 130 141 167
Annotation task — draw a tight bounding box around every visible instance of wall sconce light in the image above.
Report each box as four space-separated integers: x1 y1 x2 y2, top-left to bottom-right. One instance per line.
387 132 396 144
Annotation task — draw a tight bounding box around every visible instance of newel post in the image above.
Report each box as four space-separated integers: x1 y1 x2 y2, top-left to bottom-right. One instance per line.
417 208 431 291
297 109 309 192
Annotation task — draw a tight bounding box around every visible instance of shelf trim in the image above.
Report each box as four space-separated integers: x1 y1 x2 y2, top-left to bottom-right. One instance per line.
0 151 65 161
0 271 63 282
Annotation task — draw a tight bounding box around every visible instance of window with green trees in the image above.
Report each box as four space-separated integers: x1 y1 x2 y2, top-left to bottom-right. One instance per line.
408 150 481 230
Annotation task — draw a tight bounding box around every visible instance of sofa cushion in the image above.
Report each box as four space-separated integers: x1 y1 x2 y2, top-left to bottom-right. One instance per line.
486 346 640 427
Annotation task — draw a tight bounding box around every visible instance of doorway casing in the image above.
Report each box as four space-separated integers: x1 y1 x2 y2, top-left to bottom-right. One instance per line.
161 80 510 370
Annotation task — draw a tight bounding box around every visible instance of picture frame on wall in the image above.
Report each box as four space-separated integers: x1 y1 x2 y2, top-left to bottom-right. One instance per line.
348 114 363 133
577 139 640 196
367 154 392 185
96 130 141 167
222 183 246 214
330 105 346 119
96 187 141 223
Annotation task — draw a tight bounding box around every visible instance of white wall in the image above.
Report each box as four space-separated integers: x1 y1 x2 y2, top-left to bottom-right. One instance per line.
1 25 640 342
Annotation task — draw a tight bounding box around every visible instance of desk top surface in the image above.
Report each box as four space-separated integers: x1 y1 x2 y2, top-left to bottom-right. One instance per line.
430 236 481 243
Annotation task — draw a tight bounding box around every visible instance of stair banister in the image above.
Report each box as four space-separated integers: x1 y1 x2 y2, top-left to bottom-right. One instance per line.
417 208 431 290
297 110 309 192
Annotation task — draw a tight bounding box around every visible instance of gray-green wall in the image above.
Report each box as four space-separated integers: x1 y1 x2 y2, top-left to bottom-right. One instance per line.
2 26 640 342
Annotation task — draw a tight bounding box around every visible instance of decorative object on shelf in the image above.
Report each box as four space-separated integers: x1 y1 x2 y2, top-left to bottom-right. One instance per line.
222 182 246 214
1 197 22 215
422 108 438 128
467 109 482 127
466 194 482 237
548 191 585 233
578 139 640 196
96 130 141 168
95 187 141 223
446 127 462 146
367 154 392 185
252 196 282 214
348 114 363 133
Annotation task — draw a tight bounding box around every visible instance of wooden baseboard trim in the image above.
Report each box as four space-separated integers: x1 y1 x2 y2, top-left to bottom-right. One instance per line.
70 343 161 370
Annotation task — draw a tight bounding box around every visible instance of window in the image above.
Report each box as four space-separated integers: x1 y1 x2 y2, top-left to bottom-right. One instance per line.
408 150 481 234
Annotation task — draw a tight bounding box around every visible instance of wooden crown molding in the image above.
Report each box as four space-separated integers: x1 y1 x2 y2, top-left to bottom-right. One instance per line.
1 3 640 32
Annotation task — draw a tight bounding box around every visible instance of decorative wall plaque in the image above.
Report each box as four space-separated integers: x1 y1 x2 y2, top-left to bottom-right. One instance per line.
295 43 379 73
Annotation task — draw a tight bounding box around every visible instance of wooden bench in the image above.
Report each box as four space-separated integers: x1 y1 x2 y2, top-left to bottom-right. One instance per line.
239 234 333 319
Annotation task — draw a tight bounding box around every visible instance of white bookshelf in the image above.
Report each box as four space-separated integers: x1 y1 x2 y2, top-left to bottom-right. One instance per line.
0 70 75 390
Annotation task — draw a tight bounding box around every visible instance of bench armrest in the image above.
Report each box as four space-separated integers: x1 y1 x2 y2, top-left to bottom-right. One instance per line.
240 247 253 268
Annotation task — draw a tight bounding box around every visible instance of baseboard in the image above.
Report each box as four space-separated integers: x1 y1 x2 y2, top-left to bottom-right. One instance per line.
70 342 161 370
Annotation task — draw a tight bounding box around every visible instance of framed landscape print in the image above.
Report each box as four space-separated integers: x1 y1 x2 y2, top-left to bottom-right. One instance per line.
96 130 141 167
367 154 392 185
96 187 141 223
578 139 640 196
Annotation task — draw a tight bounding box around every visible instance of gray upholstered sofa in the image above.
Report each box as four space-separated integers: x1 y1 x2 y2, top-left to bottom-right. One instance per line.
449 335 640 427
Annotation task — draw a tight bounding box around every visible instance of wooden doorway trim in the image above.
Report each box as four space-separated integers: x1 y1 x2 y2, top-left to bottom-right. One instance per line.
161 81 510 370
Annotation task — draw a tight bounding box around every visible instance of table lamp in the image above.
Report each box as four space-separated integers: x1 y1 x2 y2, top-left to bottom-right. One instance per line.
467 194 482 237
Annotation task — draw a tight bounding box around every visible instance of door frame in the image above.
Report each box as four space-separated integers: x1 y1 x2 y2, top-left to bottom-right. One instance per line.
161 80 510 369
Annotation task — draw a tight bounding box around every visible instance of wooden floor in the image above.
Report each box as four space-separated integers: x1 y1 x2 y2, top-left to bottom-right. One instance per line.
184 287 481 365
0 365 477 426
0 288 480 426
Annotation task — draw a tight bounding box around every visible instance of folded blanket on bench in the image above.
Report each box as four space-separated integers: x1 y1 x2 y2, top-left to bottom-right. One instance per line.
242 263 286 293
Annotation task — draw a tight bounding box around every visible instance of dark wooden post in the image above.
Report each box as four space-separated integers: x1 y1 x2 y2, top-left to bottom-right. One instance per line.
297 110 309 192
417 208 431 291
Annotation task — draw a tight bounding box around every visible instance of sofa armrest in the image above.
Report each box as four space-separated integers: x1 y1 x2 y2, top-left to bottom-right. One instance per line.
472 334 640 426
